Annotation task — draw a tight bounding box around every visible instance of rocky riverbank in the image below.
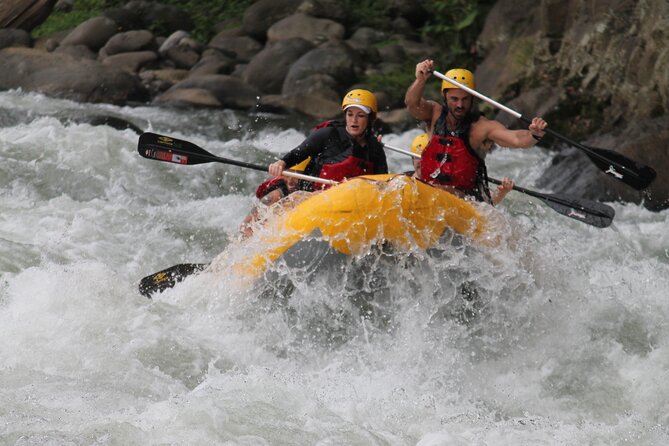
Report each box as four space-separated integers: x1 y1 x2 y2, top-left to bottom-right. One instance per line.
1 0 667 210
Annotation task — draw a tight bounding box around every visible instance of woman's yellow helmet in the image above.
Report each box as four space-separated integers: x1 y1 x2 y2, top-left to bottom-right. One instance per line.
441 68 476 92
341 89 378 113
411 133 429 155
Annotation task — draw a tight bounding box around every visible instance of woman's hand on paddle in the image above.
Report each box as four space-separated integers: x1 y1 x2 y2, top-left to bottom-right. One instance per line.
268 160 286 178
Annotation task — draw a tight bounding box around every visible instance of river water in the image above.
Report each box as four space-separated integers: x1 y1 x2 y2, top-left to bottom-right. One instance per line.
1 90 667 445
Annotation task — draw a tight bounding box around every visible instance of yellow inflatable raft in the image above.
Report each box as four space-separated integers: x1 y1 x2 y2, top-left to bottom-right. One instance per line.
216 174 495 279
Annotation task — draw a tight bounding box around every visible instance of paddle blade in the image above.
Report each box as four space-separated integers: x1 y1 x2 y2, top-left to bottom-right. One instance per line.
138 132 212 165
585 146 656 190
139 263 208 298
539 193 615 228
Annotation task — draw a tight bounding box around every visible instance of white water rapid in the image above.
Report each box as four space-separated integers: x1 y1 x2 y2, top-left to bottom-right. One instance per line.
1 91 668 445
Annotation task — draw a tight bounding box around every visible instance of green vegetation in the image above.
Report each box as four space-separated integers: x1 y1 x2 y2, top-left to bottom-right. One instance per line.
32 0 253 41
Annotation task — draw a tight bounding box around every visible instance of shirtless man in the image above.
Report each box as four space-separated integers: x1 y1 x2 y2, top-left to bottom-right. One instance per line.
404 59 547 203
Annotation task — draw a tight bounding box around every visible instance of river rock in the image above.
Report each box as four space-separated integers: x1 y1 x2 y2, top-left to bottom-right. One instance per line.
0 29 32 49
241 0 303 41
120 0 192 34
101 30 156 56
0 0 56 31
267 13 345 46
0 47 146 104
208 35 263 63
282 41 360 97
54 43 97 60
296 0 347 22
60 16 119 51
243 38 315 94
102 50 158 73
188 49 236 77
536 115 669 211
157 74 260 110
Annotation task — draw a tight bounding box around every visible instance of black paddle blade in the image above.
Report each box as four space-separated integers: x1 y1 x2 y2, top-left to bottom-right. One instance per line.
539 193 615 228
137 132 212 165
138 263 208 298
585 145 656 190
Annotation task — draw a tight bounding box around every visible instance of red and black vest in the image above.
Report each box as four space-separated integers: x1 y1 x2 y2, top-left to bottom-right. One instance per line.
302 121 377 190
421 110 491 202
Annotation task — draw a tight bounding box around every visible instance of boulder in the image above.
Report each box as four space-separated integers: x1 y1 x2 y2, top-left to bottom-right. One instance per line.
0 47 146 104
208 35 263 63
296 0 347 22
101 30 156 56
159 31 202 69
282 41 360 97
102 7 144 31
188 49 236 77
158 74 260 110
536 115 669 211
258 93 340 119
54 43 97 60
267 13 345 46
102 50 158 73
243 38 315 94
140 68 188 94
60 16 119 51
0 28 32 49
154 88 222 108
0 0 56 31
120 0 193 34
242 0 303 40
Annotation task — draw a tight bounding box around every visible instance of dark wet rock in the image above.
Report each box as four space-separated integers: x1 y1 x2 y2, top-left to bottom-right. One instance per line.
0 47 146 104
188 50 236 77
243 38 314 94
102 50 159 73
156 74 260 109
282 41 360 97
101 30 156 56
208 35 263 64
0 0 56 31
536 115 669 211
54 43 96 60
267 13 345 46
296 0 347 22
241 0 303 41
0 28 32 49
60 16 119 51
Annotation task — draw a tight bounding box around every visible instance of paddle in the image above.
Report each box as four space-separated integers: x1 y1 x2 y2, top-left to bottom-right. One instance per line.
431 70 656 190
383 143 615 228
139 263 208 298
137 132 338 186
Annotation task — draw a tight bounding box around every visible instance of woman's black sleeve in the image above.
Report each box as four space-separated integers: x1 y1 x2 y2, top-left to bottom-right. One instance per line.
280 128 332 167
372 144 389 174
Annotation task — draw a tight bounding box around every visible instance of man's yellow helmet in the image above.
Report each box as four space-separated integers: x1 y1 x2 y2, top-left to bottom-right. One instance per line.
441 68 476 92
411 133 429 155
341 89 378 114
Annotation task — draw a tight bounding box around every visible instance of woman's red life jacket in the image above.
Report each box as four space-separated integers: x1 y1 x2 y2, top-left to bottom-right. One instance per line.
420 134 481 191
308 121 376 190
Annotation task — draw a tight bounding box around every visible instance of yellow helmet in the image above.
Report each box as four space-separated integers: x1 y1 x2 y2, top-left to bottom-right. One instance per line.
441 68 476 92
290 157 311 172
341 89 378 113
411 133 429 155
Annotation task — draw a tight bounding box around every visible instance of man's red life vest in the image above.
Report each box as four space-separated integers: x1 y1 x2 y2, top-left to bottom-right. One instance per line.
420 134 481 191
